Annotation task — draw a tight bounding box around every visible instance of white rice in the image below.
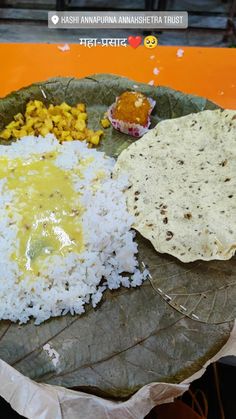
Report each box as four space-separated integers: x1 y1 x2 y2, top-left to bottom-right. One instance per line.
0 134 148 324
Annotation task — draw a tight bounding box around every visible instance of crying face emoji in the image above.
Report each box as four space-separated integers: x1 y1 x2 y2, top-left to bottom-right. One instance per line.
144 35 158 49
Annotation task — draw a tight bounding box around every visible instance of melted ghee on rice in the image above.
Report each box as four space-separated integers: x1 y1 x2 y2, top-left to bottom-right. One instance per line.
0 152 84 277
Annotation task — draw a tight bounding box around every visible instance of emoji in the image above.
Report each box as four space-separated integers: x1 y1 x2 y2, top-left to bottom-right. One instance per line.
128 36 142 48
144 35 158 49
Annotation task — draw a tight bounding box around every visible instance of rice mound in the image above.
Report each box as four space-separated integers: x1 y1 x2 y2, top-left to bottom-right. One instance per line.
0 134 147 324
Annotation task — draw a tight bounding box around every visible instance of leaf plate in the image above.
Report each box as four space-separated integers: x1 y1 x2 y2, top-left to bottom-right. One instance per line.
0 74 233 398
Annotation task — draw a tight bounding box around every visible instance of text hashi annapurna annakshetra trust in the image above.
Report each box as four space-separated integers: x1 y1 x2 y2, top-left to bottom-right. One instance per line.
60 15 184 24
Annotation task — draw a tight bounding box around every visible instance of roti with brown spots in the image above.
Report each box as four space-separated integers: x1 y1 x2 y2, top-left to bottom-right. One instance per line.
114 109 236 262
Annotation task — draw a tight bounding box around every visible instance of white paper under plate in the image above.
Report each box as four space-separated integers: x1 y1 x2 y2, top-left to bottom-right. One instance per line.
1 321 236 419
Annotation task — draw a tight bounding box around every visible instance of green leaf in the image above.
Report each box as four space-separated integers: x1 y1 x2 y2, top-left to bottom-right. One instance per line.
137 233 236 324
0 74 231 399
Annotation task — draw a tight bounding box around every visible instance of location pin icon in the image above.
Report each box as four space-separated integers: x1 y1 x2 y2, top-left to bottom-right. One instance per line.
51 15 59 25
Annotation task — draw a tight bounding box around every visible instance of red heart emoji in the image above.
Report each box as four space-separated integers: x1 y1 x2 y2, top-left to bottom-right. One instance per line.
128 36 142 48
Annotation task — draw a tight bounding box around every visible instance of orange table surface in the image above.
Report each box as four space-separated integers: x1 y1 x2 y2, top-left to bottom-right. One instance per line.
0 44 235 109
